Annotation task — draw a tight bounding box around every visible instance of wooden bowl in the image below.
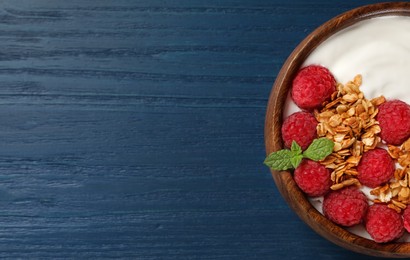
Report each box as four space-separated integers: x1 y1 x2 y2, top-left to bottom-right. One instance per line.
264 2 410 258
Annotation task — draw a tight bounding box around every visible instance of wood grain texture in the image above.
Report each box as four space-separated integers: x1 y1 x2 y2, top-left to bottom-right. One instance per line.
0 0 399 259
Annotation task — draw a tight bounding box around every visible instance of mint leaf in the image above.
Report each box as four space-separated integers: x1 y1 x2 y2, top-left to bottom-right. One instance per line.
291 141 302 155
264 141 304 170
264 149 295 171
264 138 333 171
290 154 303 168
303 137 334 161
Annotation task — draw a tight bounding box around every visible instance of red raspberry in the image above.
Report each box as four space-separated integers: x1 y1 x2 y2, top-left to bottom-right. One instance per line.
365 204 404 243
322 186 368 227
403 207 410 233
281 111 318 150
291 65 336 111
377 100 410 145
294 159 331 197
357 148 395 188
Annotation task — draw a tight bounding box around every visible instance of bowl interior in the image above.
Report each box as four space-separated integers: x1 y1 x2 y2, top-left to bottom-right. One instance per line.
264 2 410 258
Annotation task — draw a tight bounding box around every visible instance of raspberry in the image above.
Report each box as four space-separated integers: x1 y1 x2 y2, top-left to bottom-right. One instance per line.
281 111 318 150
322 186 368 227
365 204 404 243
294 159 331 197
377 100 410 145
403 207 410 233
291 65 336 111
357 148 395 188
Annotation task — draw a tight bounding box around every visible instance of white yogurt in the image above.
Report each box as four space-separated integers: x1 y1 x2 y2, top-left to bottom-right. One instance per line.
284 15 410 117
284 16 410 241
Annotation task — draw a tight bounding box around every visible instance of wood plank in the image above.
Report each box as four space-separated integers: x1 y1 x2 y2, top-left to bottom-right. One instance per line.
0 0 391 258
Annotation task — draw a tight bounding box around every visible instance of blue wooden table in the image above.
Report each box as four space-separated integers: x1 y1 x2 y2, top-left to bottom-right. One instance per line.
0 0 400 258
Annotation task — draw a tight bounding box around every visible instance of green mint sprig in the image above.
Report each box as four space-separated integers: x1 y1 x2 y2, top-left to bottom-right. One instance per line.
264 138 334 170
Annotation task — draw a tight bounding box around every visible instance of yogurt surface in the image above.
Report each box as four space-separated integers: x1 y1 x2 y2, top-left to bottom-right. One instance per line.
284 15 410 117
283 15 410 241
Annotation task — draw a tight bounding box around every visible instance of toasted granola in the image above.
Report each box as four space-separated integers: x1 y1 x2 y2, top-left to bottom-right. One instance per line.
371 138 410 213
315 75 385 191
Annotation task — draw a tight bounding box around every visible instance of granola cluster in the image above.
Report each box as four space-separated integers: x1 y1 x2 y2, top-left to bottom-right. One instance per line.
315 75 385 191
315 74 410 213
371 140 410 213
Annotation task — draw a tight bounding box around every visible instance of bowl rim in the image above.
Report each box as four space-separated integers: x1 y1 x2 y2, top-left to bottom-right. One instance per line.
264 2 410 258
